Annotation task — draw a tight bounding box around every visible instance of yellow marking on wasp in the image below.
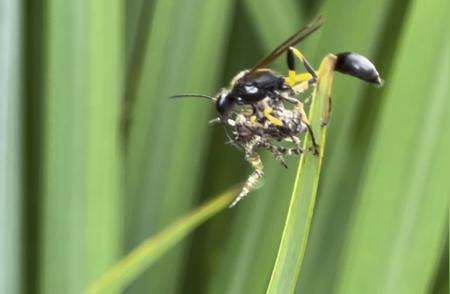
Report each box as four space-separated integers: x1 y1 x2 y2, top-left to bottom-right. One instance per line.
295 102 310 125
288 70 297 80
285 72 313 91
285 72 312 84
295 73 312 82
286 70 297 87
285 47 316 88
290 47 305 62
264 107 283 126
250 115 257 123
285 47 313 87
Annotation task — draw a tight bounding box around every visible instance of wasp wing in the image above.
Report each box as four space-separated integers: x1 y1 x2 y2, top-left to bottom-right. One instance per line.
248 15 324 75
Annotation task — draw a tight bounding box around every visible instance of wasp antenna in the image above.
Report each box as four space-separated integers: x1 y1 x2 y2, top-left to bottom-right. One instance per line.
170 94 216 101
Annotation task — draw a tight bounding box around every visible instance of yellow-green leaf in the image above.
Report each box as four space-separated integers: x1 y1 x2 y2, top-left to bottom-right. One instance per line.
267 55 336 294
86 187 238 294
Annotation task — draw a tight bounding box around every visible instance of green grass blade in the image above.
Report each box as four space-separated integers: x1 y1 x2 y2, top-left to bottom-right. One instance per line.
0 0 22 293
335 0 448 291
40 1 122 292
86 187 238 294
296 0 404 292
84 0 123 286
41 3 87 289
203 6 313 293
431 241 449 294
22 1 45 291
15 1 447 293
124 0 234 293
266 55 336 294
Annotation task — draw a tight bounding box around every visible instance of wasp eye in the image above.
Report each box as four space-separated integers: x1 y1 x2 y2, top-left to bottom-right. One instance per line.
216 93 234 116
335 52 383 85
244 85 259 94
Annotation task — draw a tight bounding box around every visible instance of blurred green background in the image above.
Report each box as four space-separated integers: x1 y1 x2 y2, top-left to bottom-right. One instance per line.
0 0 448 293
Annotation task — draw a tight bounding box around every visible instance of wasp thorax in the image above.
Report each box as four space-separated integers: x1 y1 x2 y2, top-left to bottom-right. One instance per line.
233 81 262 100
335 52 383 85
244 85 259 94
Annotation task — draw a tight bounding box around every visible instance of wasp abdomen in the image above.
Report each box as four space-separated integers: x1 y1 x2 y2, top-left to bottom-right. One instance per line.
335 52 382 85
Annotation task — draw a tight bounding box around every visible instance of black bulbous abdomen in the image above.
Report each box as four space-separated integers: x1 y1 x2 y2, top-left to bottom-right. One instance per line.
335 52 382 85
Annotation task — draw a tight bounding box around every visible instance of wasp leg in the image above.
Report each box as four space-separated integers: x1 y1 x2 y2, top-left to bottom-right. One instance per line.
251 104 266 121
283 136 317 157
246 98 283 127
322 94 332 127
259 138 307 169
229 142 264 208
278 136 305 156
287 136 304 154
293 102 319 155
274 144 306 162
263 107 283 126
288 47 318 80
257 98 283 126
278 93 300 105
305 123 319 155
285 47 318 93
258 136 308 168
258 140 289 168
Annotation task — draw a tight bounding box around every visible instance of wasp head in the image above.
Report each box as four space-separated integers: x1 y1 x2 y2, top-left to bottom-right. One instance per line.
216 91 236 117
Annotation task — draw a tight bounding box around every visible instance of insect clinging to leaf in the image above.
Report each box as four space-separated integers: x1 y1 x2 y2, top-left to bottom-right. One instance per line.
172 16 382 207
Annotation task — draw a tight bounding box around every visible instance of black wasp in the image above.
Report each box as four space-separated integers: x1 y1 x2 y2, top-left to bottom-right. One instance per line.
172 16 382 207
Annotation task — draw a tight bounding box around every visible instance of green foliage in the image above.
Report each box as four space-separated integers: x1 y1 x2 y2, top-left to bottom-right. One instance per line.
0 1 22 293
267 55 336 294
86 187 238 293
39 1 122 293
1 0 448 293
334 1 448 292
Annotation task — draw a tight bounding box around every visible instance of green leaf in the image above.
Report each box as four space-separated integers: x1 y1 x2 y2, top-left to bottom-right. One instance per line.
84 0 123 285
267 55 337 294
123 0 234 293
334 0 449 292
40 1 123 292
15 1 448 293
202 7 315 294
0 0 22 293
297 0 406 292
85 187 238 294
